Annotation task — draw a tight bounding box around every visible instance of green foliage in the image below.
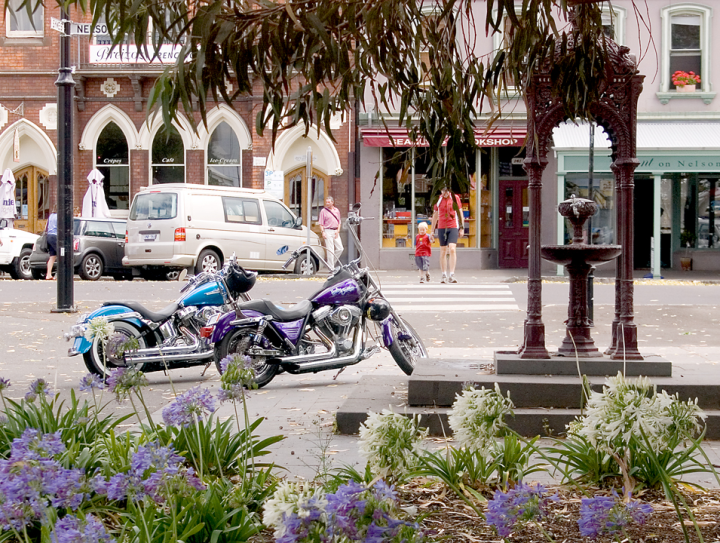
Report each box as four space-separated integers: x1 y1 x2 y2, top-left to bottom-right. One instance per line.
155 415 282 478
49 0 625 192
544 433 620 487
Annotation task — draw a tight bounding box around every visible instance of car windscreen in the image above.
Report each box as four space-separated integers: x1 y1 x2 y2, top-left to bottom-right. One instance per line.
129 193 178 221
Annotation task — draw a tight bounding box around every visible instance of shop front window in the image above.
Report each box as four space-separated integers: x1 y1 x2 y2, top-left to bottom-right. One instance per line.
207 121 242 187
564 174 615 245
680 175 720 249
381 147 477 249
152 126 185 184
96 122 130 211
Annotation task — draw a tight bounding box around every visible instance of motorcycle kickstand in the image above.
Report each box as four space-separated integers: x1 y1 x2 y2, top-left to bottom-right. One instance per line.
201 362 212 376
332 367 347 381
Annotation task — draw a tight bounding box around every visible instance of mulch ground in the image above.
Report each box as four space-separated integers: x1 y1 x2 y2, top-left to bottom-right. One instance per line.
249 481 720 542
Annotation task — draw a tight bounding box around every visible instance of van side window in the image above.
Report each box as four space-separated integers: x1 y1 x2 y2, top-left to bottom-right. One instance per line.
222 197 262 225
84 221 115 238
263 200 296 228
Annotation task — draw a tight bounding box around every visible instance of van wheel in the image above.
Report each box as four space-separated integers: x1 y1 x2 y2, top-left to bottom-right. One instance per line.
195 249 221 275
294 254 318 276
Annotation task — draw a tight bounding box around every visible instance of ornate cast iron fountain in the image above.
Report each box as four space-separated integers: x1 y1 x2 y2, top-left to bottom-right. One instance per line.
517 6 645 361
541 196 621 357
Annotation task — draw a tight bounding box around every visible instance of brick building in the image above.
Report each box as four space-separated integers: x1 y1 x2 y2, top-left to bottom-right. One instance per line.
0 3 355 252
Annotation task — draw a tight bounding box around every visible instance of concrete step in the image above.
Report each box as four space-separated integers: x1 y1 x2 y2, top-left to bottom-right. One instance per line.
335 375 720 439
408 358 720 409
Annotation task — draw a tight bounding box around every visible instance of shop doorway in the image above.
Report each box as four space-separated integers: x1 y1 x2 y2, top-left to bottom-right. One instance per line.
13 166 50 234
498 178 529 268
634 176 654 269
284 167 329 236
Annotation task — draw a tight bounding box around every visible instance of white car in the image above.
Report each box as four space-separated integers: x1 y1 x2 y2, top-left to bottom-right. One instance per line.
0 219 39 280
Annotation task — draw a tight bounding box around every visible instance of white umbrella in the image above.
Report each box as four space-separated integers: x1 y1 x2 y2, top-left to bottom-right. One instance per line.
0 169 16 221
82 169 111 218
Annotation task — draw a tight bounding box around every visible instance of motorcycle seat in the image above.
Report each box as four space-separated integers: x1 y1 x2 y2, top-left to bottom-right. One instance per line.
238 299 312 322
103 301 180 323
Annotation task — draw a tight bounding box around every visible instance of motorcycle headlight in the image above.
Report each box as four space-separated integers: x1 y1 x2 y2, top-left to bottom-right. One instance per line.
64 323 88 341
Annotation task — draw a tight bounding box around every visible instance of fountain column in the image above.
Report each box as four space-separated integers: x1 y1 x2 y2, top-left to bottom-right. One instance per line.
518 156 550 359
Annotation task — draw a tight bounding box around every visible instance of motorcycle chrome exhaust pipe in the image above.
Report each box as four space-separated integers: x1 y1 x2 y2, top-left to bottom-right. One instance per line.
124 330 207 364
274 327 337 364
125 350 214 364
281 328 362 374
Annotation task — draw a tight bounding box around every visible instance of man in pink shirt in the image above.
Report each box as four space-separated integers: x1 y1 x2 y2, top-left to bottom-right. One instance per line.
319 196 343 269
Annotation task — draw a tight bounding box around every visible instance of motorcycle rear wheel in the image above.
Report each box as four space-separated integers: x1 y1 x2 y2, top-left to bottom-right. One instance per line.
215 328 279 388
387 317 427 375
83 321 149 377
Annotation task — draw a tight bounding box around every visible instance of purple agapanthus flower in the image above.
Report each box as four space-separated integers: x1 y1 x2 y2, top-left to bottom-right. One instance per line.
95 441 205 504
372 480 397 502
161 386 217 427
51 514 114 543
79 373 105 392
25 378 52 402
106 367 148 403
486 483 559 538
0 377 10 392
578 492 653 538
0 429 90 531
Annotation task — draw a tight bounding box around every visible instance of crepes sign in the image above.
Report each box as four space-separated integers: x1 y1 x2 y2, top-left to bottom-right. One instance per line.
89 44 182 64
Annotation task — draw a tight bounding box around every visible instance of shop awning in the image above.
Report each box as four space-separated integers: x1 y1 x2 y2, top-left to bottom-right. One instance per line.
360 125 527 147
553 121 720 151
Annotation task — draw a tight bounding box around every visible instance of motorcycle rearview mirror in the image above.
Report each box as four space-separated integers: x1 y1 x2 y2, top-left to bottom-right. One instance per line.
294 216 303 228
0 219 7 229
178 269 188 282
352 203 361 212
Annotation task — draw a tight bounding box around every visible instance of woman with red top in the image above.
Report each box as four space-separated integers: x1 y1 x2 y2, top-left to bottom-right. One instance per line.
430 186 464 283
415 222 432 283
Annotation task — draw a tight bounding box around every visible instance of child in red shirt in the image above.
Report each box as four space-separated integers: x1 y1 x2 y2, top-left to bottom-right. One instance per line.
415 222 432 283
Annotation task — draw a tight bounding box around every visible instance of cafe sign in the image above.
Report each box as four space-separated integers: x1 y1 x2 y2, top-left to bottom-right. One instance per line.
563 153 720 173
89 44 182 64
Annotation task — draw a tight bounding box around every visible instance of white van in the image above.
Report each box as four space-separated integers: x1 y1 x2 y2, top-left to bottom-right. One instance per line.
123 184 321 276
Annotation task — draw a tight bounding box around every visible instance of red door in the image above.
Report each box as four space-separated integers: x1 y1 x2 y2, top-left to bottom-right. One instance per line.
498 179 529 268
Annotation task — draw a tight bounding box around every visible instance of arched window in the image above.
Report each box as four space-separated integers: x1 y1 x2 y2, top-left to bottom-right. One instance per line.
96 122 130 211
152 126 185 184
207 121 242 187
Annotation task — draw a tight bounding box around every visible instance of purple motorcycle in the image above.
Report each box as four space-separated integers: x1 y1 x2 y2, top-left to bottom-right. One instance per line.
207 203 428 387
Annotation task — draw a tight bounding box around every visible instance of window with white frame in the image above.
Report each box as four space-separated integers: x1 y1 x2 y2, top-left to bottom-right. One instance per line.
416 6 455 86
601 5 626 45
96 122 130 211
151 126 185 184
661 4 711 92
6 0 43 37
207 121 242 187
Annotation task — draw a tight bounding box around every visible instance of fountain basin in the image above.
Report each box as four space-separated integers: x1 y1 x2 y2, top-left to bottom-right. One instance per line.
541 244 621 266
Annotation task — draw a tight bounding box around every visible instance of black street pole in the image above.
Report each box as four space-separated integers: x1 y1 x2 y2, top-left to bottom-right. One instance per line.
54 7 75 312
587 121 595 324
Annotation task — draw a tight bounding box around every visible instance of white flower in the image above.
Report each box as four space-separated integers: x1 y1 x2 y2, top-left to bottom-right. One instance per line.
263 481 324 538
358 408 428 479
448 383 514 455
577 372 706 454
84 316 115 342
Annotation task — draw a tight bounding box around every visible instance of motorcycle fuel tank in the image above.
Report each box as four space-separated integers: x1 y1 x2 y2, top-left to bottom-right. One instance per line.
179 280 226 307
312 278 363 306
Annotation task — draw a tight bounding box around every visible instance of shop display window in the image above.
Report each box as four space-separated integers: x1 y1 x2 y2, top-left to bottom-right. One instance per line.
564 174 615 245
679 175 720 249
381 147 477 249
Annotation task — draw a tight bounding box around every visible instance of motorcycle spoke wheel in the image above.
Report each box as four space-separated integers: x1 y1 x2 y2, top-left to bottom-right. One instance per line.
387 317 427 376
216 328 278 388
83 321 148 377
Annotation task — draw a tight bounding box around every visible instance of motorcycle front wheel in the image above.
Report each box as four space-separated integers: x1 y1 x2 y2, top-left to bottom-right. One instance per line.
83 320 149 377
215 328 279 388
387 317 428 375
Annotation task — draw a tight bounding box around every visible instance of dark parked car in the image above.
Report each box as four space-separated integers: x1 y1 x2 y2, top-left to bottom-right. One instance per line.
29 218 131 281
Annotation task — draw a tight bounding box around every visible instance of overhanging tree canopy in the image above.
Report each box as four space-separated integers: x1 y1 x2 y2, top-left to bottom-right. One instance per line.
27 0 619 188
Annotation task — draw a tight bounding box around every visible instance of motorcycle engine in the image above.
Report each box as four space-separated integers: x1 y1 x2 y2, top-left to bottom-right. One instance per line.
176 306 223 339
312 305 362 353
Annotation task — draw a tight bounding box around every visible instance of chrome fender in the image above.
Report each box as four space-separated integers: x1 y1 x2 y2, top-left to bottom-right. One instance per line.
69 305 146 355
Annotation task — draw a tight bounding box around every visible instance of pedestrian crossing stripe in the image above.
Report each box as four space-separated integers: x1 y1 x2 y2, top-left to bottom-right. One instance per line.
382 283 520 312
